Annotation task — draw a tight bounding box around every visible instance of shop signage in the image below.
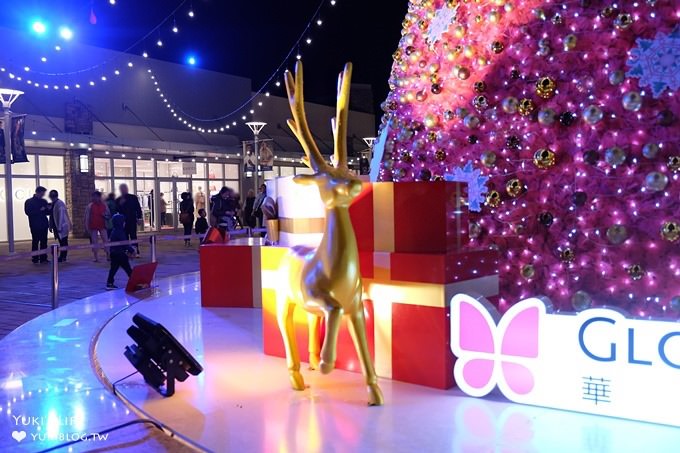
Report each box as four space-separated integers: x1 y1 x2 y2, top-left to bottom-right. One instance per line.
450 293 680 427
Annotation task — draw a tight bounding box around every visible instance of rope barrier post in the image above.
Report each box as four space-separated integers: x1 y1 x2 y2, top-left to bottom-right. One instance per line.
50 244 59 310
150 235 157 263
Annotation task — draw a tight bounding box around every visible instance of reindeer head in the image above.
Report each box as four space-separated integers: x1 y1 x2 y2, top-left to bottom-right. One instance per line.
285 62 362 209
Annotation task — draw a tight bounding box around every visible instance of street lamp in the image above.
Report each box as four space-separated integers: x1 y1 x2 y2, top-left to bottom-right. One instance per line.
246 121 267 192
0 88 24 253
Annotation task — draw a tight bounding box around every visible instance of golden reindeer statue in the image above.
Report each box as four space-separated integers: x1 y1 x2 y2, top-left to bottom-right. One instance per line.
276 61 384 406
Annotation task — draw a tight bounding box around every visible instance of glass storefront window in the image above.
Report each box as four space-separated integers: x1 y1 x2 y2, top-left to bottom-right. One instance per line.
39 155 64 176
157 161 183 178
135 160 154 178
0 177 38 241
279 166 295 177
95 158 111 177
10 156 36 176
208 163 223 180
95 179 112 195
225 164 239 180
40 178 65 202
194 163 206 179
114 179 133 195
296 167 314 175
114 159 133 178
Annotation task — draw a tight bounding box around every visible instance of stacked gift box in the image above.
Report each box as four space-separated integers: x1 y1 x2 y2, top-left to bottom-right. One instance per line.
259 178 499 389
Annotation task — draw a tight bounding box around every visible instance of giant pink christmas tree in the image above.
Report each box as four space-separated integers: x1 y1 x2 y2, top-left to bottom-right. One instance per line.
378 0 680 315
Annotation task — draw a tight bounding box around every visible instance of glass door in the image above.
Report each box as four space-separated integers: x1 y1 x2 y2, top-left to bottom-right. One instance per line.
158 178 191 230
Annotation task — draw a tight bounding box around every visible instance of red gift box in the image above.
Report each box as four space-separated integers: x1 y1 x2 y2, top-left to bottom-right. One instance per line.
350 181 469 254
200 244 261 308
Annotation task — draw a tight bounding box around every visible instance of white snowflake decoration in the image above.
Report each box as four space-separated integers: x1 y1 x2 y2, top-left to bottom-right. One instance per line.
426 4 459 46
444 161 489 212
626 26 680 98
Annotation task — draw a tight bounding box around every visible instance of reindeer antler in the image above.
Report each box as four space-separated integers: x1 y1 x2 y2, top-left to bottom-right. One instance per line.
332 63 352 170
285 62 328 171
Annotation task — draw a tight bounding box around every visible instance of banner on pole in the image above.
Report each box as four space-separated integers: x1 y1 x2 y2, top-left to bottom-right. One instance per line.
11 115 28 163
0 127 4 164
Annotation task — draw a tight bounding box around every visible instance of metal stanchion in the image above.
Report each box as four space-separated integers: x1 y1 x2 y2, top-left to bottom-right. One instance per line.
150 235 157 263
50 244 59 310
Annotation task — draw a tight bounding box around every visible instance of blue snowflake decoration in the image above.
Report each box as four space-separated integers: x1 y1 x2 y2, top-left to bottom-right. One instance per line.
426 4 458 46
627 26 680 98
444 161 489 212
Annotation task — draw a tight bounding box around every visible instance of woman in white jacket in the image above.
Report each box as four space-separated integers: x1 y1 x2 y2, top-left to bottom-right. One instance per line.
48 190 72 262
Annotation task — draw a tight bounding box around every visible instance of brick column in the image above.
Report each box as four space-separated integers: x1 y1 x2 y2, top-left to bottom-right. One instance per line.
65 150 95 238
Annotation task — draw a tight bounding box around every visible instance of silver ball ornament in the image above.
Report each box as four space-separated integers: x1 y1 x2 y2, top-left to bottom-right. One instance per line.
571 291 592 311
464 114 480 129
606 224 628 245
622 91 643 112
502 97 519 114
642 143 660 159
604 146 626 166
670 296 680 312
582 105 603 125
609 70 625 85
537 108 556 126
645 171 669 192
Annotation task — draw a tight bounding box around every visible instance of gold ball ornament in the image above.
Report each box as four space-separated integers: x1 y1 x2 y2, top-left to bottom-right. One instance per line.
571 291 592 311
474 81 487 93
614 13 633 30
661 221 680 242
481 150 497 167
423 113 438 128
400 151 413 163
560 248 576 263
533 148 556 169
435 149 446 162
563 34 577 51
491 41 504 54
502 97 519 114
667 156 680 173
535 77 556 99
518 98 535 116
486 190 501 208
521 264 536 280
457 67 470 80
505 178 524 197
606 224 628 245
627 264 645 281
622 91 643 111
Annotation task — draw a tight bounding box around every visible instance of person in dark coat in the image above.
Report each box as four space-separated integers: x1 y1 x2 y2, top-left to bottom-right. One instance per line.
24 186 49 263
195 209 209 235
179 192 195 246
106 214 134 290
243 189 256 229
115 183 143 256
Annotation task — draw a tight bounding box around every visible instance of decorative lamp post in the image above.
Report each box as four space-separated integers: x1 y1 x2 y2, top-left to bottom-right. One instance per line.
0 89 23 253
246 121 267 191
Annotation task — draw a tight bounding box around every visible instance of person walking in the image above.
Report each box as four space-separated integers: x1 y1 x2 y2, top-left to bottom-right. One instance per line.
179 192 195 246
106 214 135 290
48 190 71 263
24 186 50 264
243 189 256 229
253 184 267 229
105 193 117 238
85 191 109 262
115 184 143 256
160 192 167 227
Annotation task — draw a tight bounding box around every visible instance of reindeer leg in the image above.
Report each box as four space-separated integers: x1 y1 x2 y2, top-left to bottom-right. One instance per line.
320 306 343 375
348 300 384 406
307 313 321 370
277 298 305 390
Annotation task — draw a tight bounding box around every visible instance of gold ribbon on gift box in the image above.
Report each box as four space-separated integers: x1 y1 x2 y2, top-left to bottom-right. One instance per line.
278 217 326 234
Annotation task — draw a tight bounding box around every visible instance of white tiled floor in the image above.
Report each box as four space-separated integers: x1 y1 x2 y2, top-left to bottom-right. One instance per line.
94 278 680 453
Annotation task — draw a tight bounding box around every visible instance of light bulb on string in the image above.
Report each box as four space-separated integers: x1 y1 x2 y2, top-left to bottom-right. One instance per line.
172 18 178 33
157 38 163 47
306 37 312 45
142 52 148 58
330 0 336 5
317 18 323 26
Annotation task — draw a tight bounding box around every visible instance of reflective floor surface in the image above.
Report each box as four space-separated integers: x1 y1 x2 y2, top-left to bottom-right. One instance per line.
94 280 680 453
0 274 198 452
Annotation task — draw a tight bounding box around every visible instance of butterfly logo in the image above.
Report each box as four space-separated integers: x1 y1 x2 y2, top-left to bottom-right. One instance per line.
450 294 546 400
